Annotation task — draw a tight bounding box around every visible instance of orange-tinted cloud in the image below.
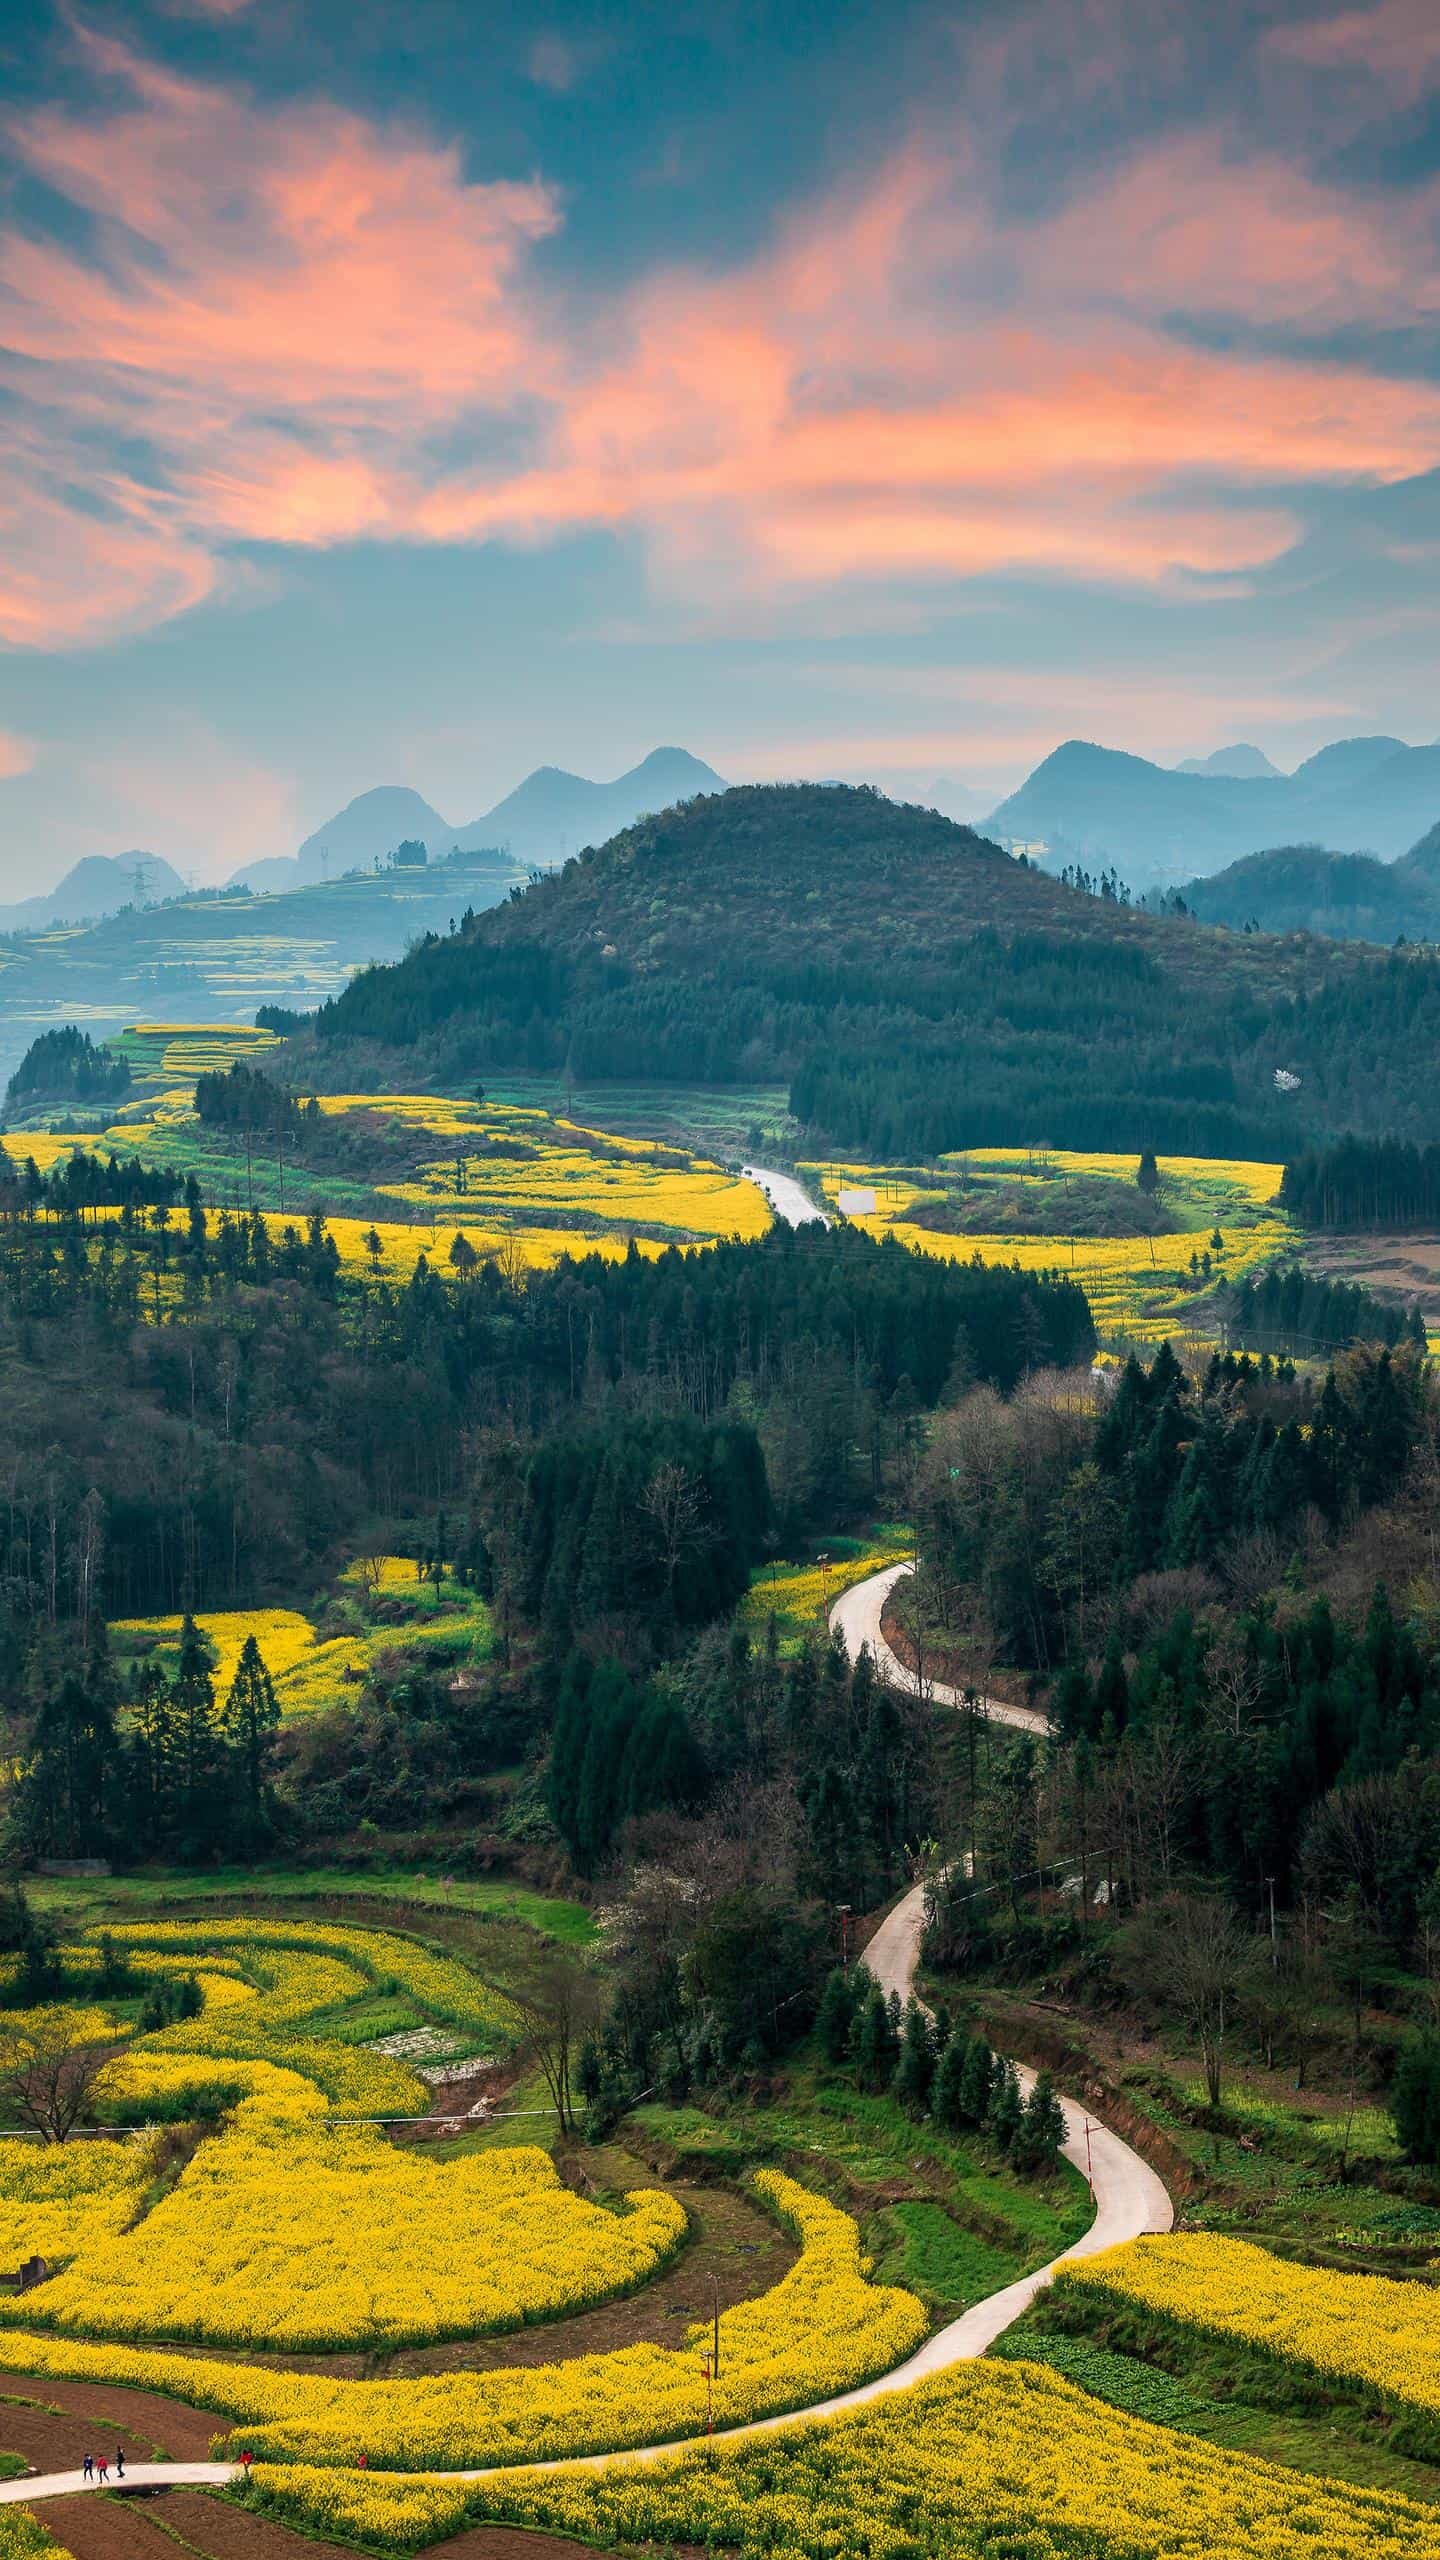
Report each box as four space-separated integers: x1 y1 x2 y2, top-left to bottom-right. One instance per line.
0 730 35 780
4 29 1440 650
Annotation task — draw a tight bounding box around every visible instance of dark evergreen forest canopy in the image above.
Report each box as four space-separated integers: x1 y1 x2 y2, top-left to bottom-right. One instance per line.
1221 1263 1425 1354
311 783 1440 1156
0 1210 1091 1627
1281 1136 1440 1229
6 1026 130 1111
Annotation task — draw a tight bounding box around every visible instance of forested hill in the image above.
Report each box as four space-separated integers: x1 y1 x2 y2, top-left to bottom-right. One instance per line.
312 783 1440 1158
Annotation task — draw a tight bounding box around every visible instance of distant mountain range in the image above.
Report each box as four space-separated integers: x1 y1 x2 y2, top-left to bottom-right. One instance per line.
311 778 1440 1157
986 736 1440 882
0 852 190 935
1174 744 1281 779
230 748 727 894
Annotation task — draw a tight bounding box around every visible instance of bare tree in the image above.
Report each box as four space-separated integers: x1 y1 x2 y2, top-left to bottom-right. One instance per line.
641 1461 707 1604
0 2016 110 2143
1116 1890 1248 2108
499 1945 603 2136
1204 1632 1266 1745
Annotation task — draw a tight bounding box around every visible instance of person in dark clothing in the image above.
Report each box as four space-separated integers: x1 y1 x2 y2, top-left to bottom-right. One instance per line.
114 2448 126 2479
82 2456 94 2483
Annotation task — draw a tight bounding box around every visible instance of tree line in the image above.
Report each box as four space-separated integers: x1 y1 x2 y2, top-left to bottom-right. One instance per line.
1221 1263 1424 1354
1282 1136 1440 1230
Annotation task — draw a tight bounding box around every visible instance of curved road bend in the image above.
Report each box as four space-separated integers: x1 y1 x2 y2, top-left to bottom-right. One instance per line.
831 1562 1049 1738
740 1164 829 1227
0 1881 1169 2506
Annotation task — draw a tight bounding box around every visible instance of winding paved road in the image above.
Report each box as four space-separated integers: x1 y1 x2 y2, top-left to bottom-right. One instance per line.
0 1874 1169 2506
740 1164 829 1227
830 1561 1049 1736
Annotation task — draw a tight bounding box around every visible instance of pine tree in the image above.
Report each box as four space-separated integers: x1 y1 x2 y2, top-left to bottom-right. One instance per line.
173 1612 225 1844
931 2029 968 2131
223 1635 280 1825
129 1658 181 1849
816 1966 857 2067
850 1986 899 2092
892 1999 936 2116
1013 2070 1068 2173
987 2061 1023 2153
958 2035 996 2126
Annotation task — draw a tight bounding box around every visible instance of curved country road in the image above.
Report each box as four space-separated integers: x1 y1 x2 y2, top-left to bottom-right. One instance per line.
740 1163 829 1227
0 1879 1169 2507
831 1560 1049 1736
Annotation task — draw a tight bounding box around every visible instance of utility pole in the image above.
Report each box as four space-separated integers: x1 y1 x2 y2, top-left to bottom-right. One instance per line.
1265 1874 1277 1972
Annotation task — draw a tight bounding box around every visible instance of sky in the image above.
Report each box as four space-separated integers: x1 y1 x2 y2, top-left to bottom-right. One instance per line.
1 0 1440 890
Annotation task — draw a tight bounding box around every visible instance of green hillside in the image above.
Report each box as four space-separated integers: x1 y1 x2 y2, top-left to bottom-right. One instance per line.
308 782 1440 1158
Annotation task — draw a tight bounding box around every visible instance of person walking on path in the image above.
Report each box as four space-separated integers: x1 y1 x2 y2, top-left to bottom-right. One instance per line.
114 2450 125 2480
96 2458 109 2483
81 2457 93 2484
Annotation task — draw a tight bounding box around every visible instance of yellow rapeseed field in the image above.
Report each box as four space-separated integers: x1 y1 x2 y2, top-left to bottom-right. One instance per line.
1060 2231 1440 2428
104 1916 521 2059
802 1149 1293 1343
0 2130 157 2267
740 1544 910 1642
19 2129 685 2353
0 2170 926 2469
428 2359 1440 2560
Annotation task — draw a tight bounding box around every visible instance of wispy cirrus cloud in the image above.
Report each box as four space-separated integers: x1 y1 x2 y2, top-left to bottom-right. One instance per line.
4 16 1440 653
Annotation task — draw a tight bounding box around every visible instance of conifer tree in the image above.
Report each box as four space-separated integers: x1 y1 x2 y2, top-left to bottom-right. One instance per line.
173 1613 225 1839
987 2061 1023 2153
816 1966 858 2066
223 1635 281 1823
1013 2070 1068 2173
892 1998 936 2116
931 2027 968 2131
850 1985 899 2092
958 2034 996 2126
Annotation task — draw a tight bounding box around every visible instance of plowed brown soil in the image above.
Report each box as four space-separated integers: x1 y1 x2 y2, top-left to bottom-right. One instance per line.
41 2488 610 2560
0 2382 222 2461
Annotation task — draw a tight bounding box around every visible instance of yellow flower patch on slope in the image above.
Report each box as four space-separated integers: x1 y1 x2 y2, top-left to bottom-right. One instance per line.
0 2172 924 2470
1060 2230 1440 2427
15 2133 684 2354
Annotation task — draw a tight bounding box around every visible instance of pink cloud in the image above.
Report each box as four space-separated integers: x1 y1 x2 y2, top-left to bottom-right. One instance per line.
1266 0 1440 104
0 730 35 780
4 33 1440 651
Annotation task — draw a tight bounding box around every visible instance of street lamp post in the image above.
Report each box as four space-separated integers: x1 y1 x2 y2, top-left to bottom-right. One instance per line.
837 1904 852 1971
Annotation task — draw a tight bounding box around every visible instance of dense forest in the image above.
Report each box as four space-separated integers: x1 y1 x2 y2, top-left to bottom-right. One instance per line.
5 1026 130 1112
1220 1264 1425 1353
305 785 1440 1156
1281 1135 1440 1229
0 1206 1090 1631
913 1337 1426 1673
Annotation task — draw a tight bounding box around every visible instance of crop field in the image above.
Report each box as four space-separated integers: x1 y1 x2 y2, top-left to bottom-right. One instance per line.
0 1914 1434 2557
801 1148 1294 1343
5 1042 774 1261
110 1571 493 1727
0 1911 930 2491
740 1534 911 1648
1058 2231 1440 2434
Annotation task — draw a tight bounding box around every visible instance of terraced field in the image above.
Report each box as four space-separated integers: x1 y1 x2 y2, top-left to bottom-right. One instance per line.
801 1148 1293 1343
